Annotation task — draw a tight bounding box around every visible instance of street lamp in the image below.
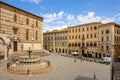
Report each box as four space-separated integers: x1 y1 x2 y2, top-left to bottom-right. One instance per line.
81 37 85 58
32 37 34 50
110 44 115 80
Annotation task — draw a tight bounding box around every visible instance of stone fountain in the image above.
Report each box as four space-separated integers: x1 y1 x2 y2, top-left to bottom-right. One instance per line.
7 47 51 75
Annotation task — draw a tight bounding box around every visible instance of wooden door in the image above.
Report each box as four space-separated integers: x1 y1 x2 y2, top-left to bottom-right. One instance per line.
13 41 17 51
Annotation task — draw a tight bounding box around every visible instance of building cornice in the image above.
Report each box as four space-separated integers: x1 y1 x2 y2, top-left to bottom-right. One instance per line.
0 1 43 21
68 22 102 28
99 22 120 28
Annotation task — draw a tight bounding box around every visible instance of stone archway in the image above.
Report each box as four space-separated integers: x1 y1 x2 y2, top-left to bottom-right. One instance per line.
0 33 10 60
62 49 64 53
0 37 5 60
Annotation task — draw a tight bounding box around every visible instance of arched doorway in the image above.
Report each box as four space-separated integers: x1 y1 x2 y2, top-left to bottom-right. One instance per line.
62 49 64 53
55 48 57 53
99 53 101 59
0 37 5 60
59 48 61 53
82 50 85 57
95 52 97 58
13 41 17 51
65 49 67 53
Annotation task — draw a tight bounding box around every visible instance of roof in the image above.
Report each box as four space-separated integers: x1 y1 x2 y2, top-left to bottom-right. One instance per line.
100 22 120 27
44 28 68 34
0 1 43 21
68 22 102 28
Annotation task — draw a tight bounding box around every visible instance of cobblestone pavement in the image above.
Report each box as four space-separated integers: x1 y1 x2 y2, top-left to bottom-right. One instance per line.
0 53 110 80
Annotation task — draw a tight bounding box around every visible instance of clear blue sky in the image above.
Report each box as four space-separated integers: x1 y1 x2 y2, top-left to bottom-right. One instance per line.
1 0 120 31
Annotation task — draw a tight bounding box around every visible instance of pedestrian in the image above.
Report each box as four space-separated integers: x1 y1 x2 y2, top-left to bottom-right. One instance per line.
93 72 96 79
27 68 30 75
74 58 77 62
81 56 83 62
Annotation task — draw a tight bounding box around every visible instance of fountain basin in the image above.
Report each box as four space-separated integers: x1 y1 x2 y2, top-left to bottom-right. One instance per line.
7 55 51 74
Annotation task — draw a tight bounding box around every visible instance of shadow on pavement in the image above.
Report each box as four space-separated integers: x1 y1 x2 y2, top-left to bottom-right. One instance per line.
75 75 98 80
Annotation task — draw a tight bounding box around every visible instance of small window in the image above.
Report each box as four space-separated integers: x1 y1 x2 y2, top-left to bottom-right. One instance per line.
94 26 97 30
36 21 38 27
26 18 29 25
14 14 17 22
87 35 89 38
106 36 109 41
91 27 92 30
106 46 109 50
26 29 29 40
79 28 81 32
106 30 109 34
94 43 97 47
90 34 92 38
76 29 77 32
72 29 74 32
36 31 38 40
101 37 104 41
101 46 104 50
94 34 96 38
87 27 89 31
82 28 84 31
13 28 18 35
101 30 104 35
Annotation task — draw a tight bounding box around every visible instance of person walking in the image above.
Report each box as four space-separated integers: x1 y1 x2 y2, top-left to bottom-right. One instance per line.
93 72 96 79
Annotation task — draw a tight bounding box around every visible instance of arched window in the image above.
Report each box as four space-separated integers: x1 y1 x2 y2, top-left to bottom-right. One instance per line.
26 29 29 40
69 43 71 47
78 43 80 47
106 46 109 50
75 43 77 47
72 43 74 47
101 46 103 50
90 43 93 47
94 43 97 47
86 43 89 47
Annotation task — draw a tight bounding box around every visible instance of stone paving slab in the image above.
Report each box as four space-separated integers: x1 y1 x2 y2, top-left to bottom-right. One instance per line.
0 54 110 80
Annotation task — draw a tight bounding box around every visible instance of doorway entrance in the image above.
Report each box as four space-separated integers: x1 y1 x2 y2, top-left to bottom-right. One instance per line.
13 41 17 51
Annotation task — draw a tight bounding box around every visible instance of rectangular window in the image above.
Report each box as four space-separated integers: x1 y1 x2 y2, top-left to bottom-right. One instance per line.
36 21 38 27
101 37 104 41
106 36 109 41
14 14 17 22
36 31 38 40
26 29 29 40
26 18 29 25
106 30 109 34
94 26 97 30
102 30 104 35
13 28 18 35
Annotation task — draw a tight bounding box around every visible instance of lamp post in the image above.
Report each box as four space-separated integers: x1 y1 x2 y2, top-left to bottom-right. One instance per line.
32 37 34 50
53 33 55 53
110 44 115 80
81 37 85 58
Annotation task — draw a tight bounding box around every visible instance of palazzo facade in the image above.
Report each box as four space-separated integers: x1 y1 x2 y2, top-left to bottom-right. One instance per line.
44 22 120 59
0 1 43 55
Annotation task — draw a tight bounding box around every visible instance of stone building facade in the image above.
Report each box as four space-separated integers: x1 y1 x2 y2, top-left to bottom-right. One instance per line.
44 22 120 59
44 29 68 53
0 1 43 55
98 22 120 60
68 22 101 57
